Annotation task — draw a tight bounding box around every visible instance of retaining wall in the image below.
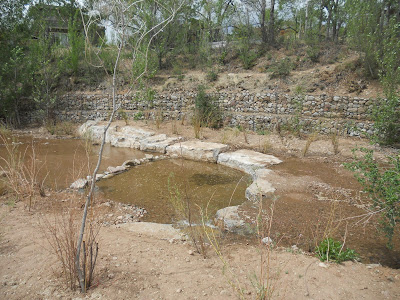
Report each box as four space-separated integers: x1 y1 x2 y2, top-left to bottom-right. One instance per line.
23 90 378 136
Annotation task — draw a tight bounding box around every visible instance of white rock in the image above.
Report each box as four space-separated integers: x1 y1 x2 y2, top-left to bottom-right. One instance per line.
261 237 273 245
318 262 328 268
166 141 229 162
245 177 275 202
107 165 126 174
102 173 115 179
217 149 282 176
140 134 182 153
215 206 251 235
70 178 88 189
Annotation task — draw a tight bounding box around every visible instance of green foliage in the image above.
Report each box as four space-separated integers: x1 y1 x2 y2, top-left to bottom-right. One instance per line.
134 111 144 121
306 46 321 63
371 96 400 145
118 109 129 125
194 85 222 129
68 10 84 75
371 18 400 145
345 148 400 248
269 58 293 79
206 69 218 82
315 238 358 263
233 24 257 70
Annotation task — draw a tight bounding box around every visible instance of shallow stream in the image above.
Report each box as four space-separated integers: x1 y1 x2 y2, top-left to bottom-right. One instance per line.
1 135 399 267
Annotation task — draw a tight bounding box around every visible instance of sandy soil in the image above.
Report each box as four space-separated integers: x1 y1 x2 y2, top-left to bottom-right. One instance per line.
1 122 400 299
1 198 400 300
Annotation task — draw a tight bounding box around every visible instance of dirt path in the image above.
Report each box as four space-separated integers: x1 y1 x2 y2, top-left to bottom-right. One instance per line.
1 199 400 300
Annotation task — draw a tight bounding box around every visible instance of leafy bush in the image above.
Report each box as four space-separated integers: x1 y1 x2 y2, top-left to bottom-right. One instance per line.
134 111 144 120
194 86 222 129
306 46 321 63
269 58 293 78
206 69 218 82
315 238 358 263
371 96 400 144
345 148 400 248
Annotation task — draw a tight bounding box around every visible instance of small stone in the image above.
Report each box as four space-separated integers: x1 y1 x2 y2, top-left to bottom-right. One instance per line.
261 237 273 245
366 264 381 269
188 250 194 256
70 178 88 189
318 262 328 268
176 288 183 293
145 154 154 160
117 216 123 220
107 273 115 279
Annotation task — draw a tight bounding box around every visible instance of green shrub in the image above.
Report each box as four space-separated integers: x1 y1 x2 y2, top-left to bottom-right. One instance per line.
206 69 218 82
315 238 358 263
194 86 222 129
269 58 293 78
218 51 227 65
345 148 400 248
371 96 400 144
134 111 144 121
306 46 321 63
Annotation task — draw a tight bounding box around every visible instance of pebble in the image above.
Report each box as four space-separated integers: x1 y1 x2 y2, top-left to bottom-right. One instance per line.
176 288 183 293
318 262 328 268
188 250 194 255
107 273 115 279
261 237 273 245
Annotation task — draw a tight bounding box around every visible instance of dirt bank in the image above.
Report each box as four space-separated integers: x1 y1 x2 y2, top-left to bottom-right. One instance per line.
1 121 399 299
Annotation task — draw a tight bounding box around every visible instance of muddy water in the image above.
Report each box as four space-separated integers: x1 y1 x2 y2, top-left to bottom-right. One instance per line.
2 135 399 267
265 157 400 268
97 159 250 223
0 136 145 189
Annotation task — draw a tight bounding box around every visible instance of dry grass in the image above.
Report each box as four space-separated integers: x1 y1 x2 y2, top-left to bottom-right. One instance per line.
0 131 46 210
258 137 272 154
171 118 179 135
45 121 77 136
168 173 208 258
202 193 284 299
40 196 101 290
330 130 340 155
192 114 203 139
155 110 163 129
302 132 319 157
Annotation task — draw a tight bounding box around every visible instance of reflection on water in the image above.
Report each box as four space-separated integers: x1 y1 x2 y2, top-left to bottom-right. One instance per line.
97 159 250 224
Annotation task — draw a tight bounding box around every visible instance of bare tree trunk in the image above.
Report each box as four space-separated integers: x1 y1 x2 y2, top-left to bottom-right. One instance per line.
75 36 124 292
305 1 309 37
267 0 275 46
260 0 267 44
75 1 184 293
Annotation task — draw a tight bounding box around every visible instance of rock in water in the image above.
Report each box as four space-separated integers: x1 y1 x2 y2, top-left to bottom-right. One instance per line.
70 178 88 189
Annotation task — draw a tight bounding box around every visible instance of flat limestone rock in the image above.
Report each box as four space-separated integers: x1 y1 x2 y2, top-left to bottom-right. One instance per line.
70 178 88 189
217 149 282 176
166 141 229 162
140 134 182 153
107 165 126 174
